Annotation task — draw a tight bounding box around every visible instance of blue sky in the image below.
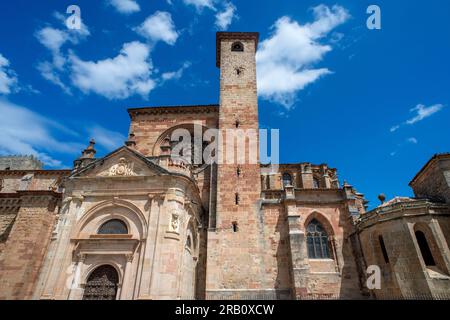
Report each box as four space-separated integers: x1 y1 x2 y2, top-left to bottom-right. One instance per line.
0 0 449 208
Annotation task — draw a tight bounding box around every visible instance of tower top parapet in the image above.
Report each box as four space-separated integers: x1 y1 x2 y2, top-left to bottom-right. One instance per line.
216 32 259 67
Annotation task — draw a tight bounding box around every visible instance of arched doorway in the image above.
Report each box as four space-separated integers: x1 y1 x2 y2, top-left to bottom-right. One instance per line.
82 265 119 300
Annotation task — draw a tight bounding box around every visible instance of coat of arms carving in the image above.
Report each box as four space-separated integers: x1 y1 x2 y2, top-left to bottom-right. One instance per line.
108 158 135 176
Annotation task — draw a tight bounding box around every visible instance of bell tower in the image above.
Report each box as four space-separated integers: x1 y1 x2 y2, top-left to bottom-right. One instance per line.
206 32 267 298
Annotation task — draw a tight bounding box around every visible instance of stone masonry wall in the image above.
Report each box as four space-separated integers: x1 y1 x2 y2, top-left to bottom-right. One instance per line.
411 157 450 204
129 106 219 157
0 197 19 256
206 34 267 298
0 156 43 170
0 193 60 299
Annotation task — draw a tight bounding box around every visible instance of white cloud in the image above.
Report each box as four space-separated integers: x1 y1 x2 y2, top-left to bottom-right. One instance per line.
215 2 236 30
183 0 216 11
0 54 18 95
37 61 72 94
33 10 185 99
108 0 140 14
88 126 126 151
136 11 179 45
256 5 350 108
407 137 418 144
35 22 90 57
406 104 444 125
70 41 156 99
35 14 90 89
390 103 445 132
161 61 191 81
35 27 68 55
0 99 82 167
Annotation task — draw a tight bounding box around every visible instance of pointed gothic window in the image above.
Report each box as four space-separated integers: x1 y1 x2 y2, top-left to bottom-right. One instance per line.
98 219 128 235
306 219 331 259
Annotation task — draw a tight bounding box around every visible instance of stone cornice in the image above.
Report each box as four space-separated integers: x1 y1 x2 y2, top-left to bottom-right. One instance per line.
356 199 449 230
0 169 71 176
0 196 21 213
127 105 219 119
262 188 346 206
16 190 62 197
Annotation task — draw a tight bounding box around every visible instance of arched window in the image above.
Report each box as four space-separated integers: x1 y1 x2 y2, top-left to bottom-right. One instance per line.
98 219 128 235
231 41 244 52
415 230 436 266
282 173 292 188
306 219 331 259
313 177 320 189
83 265 119 300
378 235 390 264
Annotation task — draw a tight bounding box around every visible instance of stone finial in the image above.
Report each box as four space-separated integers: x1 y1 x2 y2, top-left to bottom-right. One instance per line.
73 139 97 170
81 139 96 159
343 180 352 188
378 193 386 204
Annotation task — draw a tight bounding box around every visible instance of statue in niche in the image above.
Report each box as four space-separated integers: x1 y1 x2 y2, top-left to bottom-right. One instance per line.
169 212 180 233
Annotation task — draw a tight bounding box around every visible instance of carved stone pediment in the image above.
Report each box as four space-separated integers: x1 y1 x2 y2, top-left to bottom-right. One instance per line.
71 146 169 179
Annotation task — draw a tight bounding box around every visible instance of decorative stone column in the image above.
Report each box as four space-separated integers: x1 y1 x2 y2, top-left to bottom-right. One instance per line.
121 254 134 300
137 193 162 299
68 253 85 300
40 194 84 300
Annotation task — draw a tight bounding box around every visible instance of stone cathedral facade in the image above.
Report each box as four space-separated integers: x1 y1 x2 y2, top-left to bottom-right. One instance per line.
0 32 450 300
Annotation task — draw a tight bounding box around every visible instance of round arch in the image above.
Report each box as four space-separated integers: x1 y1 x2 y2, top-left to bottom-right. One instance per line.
82 263 121 300
73 199 147 239
151 123 214 157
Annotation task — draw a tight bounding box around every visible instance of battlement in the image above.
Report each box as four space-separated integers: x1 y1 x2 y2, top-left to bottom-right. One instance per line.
0 155 43 170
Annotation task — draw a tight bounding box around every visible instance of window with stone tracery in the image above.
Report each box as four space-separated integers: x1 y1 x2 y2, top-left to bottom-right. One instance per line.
306 219 331 259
